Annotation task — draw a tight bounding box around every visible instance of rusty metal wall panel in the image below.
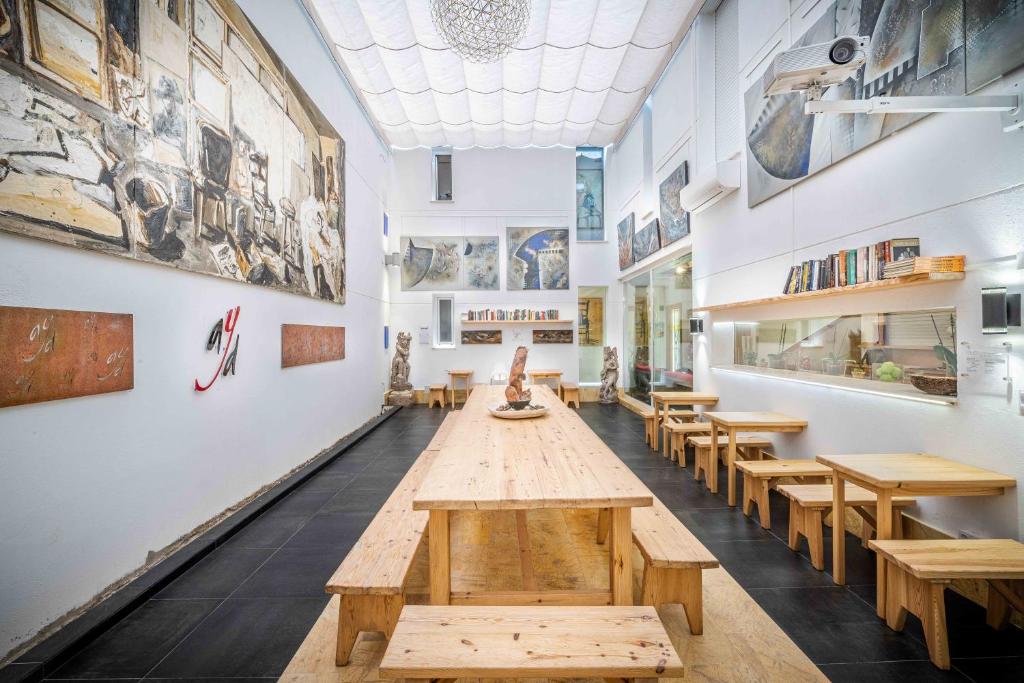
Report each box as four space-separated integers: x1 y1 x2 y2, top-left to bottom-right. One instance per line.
281 324 345 368
0 306 134 408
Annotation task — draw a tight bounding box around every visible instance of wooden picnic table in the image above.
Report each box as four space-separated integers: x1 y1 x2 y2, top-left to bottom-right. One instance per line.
815 453 1016 614
649 391 719 451
527 369 563 396
705 412 808 507
414 384 653 607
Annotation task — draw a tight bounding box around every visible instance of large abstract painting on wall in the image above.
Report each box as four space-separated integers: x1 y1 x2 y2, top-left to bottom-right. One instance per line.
744 0 1024 207
400 235 499 290
617 213 634 270
507 227 569 290
0 0 346 302
658 160 689 246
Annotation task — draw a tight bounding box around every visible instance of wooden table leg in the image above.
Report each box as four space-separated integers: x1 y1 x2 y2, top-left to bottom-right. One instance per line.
832 475 846 585
652 400 661 452
609 507 633 606
428 509 450 605
708 423 719 494
875 489 893 619
726 428 739 507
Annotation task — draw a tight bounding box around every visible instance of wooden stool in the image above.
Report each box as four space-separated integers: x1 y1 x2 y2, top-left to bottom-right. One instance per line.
561 382 580 408
427 384 446 408
777 483 915 571
659 410 697 458
447 370 472 407
690 434 771 482
734 460 832 529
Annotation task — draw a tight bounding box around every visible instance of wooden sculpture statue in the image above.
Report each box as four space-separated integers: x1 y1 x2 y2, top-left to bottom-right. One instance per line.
599 345 619 403
386 331 414 406
505 345 532 404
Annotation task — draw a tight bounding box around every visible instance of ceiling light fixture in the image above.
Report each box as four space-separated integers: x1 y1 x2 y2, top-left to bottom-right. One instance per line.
430 0 531 64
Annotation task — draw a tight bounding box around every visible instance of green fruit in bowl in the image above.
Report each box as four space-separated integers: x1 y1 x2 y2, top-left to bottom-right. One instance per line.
874 361 902 382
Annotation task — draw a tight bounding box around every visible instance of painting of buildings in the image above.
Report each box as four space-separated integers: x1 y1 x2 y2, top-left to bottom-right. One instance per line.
658 160 689 245
0 0 346 302
744 0 1023 207
507 227 569 290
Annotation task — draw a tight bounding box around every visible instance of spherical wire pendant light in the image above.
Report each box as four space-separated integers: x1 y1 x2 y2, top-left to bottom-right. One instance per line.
430 0 531 64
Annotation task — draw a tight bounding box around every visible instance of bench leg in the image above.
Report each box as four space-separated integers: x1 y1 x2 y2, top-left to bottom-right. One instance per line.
597 507 610 545
807 510 824 570
641 565 704 636
335 595 359 666
986 579 1024 630
741 474 754 517
757 479 771 529
787 500 800 550
429 510 451 605
883 563 951 669
336 594 403 667
609 508 633 606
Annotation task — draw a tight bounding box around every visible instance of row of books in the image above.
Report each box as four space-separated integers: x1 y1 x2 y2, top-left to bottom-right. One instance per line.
882 255 965 278
782 238 921 294
464 309 560 321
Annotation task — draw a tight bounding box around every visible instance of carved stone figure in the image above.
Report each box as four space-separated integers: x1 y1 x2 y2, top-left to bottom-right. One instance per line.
504 345 532 404
599 346 619 403
387 331 414 406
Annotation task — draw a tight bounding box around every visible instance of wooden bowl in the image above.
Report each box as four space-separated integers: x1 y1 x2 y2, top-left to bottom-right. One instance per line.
489 404 549 419
908 373 957 396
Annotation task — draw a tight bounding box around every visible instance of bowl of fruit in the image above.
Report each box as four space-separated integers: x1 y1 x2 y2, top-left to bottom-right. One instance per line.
873 361 904 383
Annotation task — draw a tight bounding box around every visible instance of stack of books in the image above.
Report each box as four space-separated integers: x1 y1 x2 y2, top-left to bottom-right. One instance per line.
882 255 965 279
782 238 921 295
465 309 560 321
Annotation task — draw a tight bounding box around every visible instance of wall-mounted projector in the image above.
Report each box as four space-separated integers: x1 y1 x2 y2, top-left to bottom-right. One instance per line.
762 35 868 99
678 158 740 214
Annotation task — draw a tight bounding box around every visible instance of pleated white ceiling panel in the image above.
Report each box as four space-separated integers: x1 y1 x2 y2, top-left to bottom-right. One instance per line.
307 0 701 148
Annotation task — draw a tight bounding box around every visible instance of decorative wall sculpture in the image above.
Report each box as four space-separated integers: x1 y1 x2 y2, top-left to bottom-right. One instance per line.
533 329 573 344
399 235 499 290
617 213 635 270
281 324 345 367
461 329 502 344
599 346 619 403
507 227 570 290
578 297 603 346
658 160 689 246
744 0 1024 207
632 218 661 262
195 305 239 392
0 305 133 408
0 0 346 302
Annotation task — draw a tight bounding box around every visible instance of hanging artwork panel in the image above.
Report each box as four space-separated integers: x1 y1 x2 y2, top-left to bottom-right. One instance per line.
399 235 499 290
658 160 689 246
632 218 661 262
506 227 570 290
617 213 635 270
0 0 346 303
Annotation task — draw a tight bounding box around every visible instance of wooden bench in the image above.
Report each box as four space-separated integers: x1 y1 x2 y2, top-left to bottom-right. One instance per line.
777 483 916 570
663 421 723 465
378 605 685 682
658 410 697 457
734 460 832 529
326 414 458 665
561 381 580 409
689 434 772 481
597 498 719 634
427 383 446 408
870 539 1024 670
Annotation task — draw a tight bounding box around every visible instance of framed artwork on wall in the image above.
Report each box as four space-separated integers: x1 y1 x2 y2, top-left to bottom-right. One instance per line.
632 218 661 262
506 227 570 290
658 160 689 246
617 213 635 270
399 235 499 291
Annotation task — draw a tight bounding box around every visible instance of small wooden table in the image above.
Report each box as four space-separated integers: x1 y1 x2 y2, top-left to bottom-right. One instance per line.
815 453 1017 614
447 369 473 407
705 412 808 507
527 369 563 396
414 385 653 608
650 391 718 451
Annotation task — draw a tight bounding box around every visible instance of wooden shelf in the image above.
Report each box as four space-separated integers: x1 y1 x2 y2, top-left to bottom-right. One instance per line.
461 319 572 325
693 272 964 313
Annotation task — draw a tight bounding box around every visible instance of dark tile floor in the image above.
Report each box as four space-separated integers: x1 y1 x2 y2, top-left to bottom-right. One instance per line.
39 404 1022 682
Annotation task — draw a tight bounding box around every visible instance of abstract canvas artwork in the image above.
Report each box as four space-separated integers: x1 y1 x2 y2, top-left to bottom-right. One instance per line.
533 329 573 344
0 305 133 408
507 227 570 290
399 235 499 290
578 297 603 346
658 160 689 246
461 330 502 345
632 218 661 263
281 324 345 367
745 0 1023 207
0 0 346 302
617 213 635 270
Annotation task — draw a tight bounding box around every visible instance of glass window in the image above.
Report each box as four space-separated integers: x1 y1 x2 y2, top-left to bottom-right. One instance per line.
432 148 453 201
433 294 454 347
729 308 958 400
576 147 604 240
578 286 607 383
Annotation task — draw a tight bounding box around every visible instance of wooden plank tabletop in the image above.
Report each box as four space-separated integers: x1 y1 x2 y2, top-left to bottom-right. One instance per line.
705 411 808 429
527 369 563 376
414 385 653 511
650 391 719 405
815 453 1016 490
869 539 1024 580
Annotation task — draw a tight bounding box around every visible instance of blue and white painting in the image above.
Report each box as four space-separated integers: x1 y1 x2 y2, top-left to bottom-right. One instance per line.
507 227 570 290
464 236 499 290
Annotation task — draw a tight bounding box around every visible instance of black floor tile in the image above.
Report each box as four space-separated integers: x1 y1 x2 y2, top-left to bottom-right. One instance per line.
233 546 347 598
782 618 934 664
50 600 218 679
952 656 1024 682
705 539 835 589
281 511 374 549
147 598 328 679
155 547 274 599
224 513 308 549
266 487 336 516
673 507 778 542
818 660 972 682
747 586 881 626
319 486 390 513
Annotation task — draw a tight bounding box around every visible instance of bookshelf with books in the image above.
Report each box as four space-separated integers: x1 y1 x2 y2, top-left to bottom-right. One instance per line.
461 308 570 324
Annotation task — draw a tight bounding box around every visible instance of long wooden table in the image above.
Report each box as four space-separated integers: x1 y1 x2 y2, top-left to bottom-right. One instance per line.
414 384 653 607
705 412 808 507
815 453 1016 613
650 391 719 451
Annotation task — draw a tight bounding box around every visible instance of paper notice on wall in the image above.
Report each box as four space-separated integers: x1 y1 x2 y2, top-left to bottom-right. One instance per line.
419 327 430 345
959 341 1011 398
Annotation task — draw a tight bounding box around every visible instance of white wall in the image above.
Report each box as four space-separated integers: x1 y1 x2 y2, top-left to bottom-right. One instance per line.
387 147 622 390
0 0 390 659
607 0 1024 540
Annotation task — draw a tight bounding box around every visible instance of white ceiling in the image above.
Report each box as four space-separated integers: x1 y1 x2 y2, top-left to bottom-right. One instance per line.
305 0 702 148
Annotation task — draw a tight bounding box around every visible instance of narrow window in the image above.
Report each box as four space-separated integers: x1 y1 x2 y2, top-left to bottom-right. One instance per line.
576 147 604 240
433 294 455 348
432 148 453 201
